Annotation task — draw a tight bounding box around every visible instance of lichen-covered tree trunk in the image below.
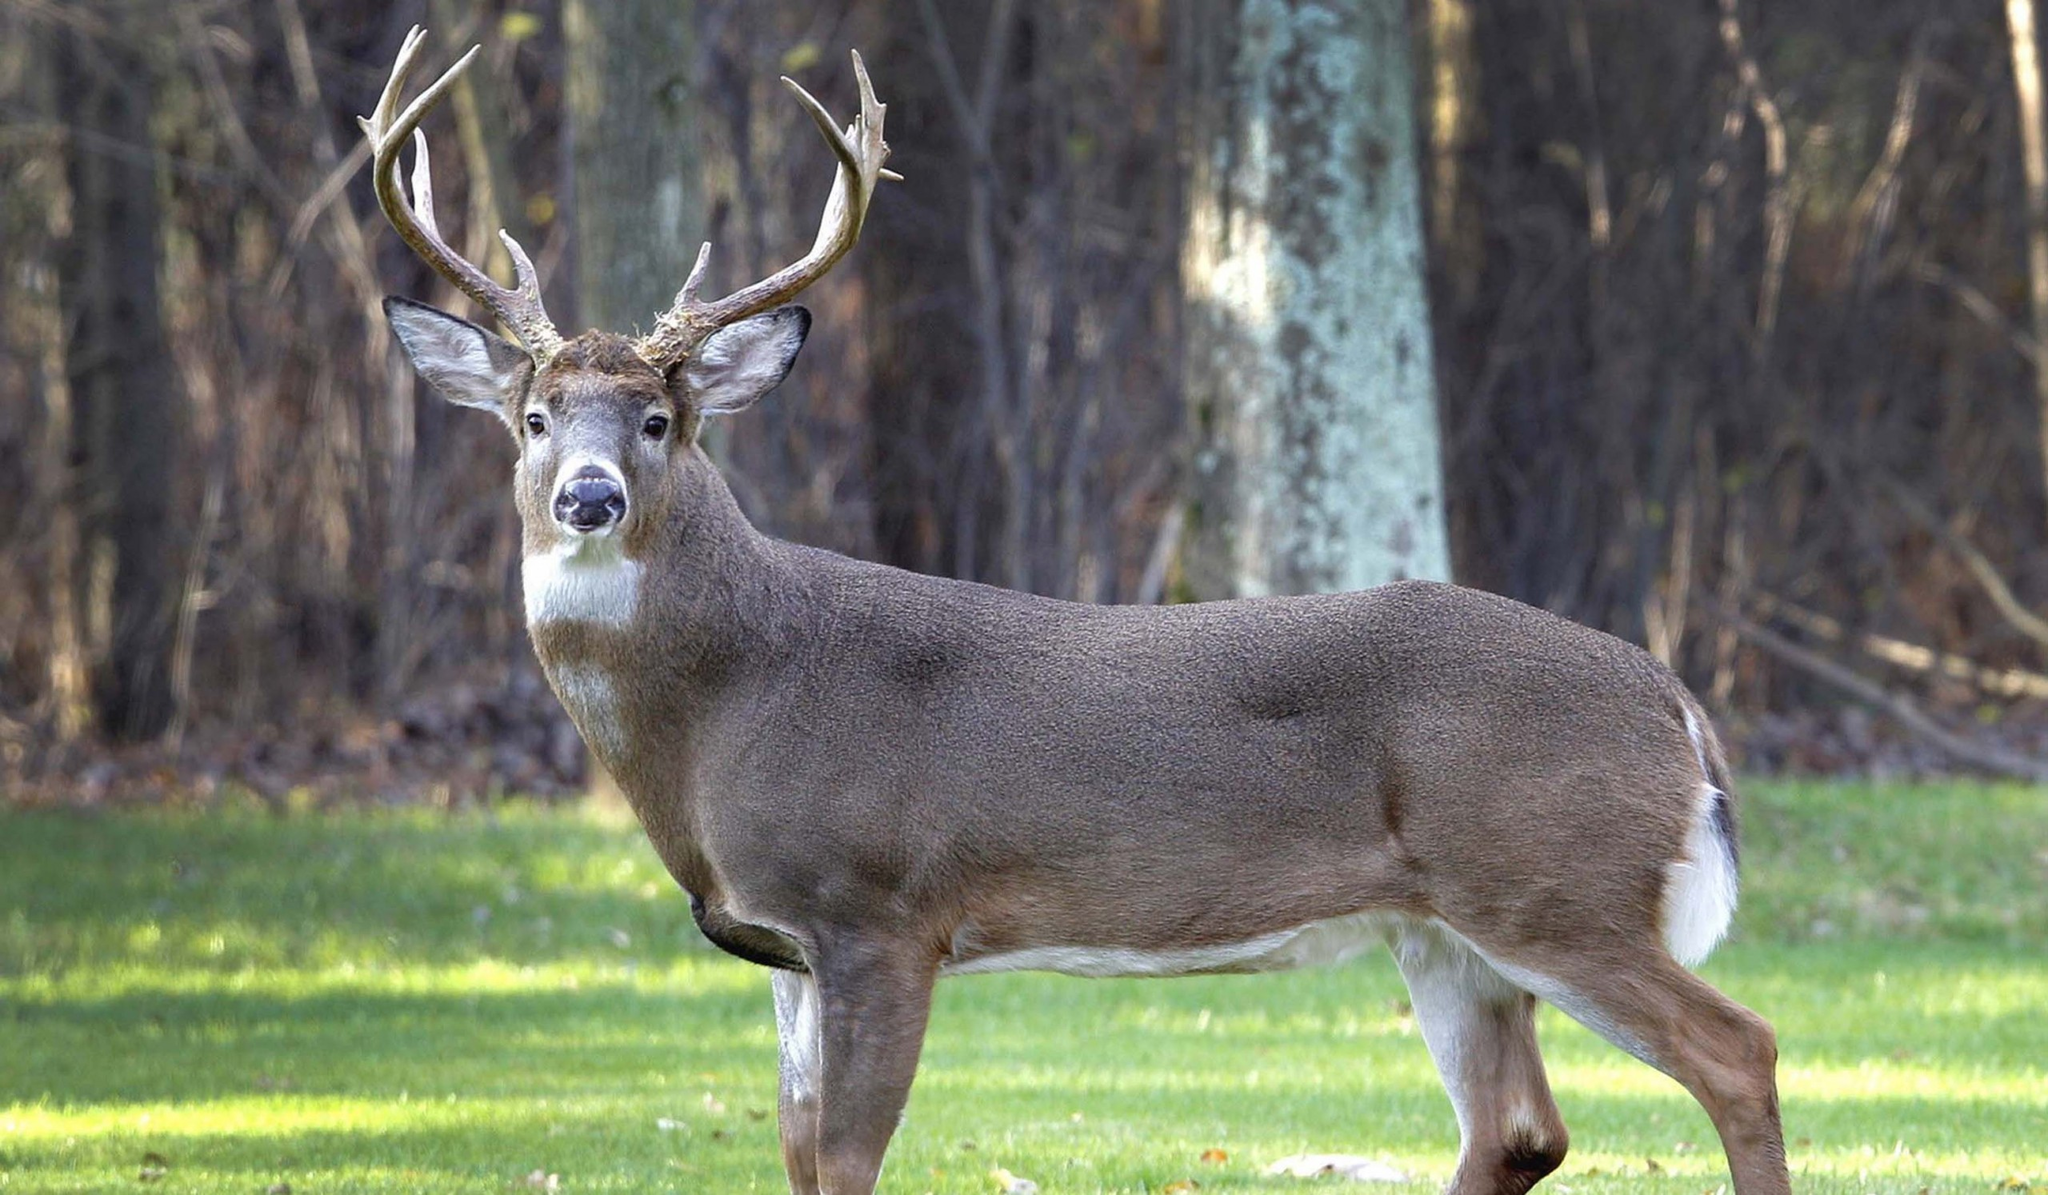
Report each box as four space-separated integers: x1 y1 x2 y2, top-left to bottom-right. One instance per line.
1180 0 1451 598
564 0 700 332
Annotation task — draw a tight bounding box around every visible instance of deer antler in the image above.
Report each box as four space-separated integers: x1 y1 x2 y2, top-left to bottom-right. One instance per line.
359 27 564 363
634 50 898 369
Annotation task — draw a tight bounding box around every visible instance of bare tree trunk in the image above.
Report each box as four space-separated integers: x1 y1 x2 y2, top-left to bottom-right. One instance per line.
564 0 702 332
1180 0 1451 598
914 0 1026 590
34 271 91 742
564 0 700 802
55 24 180 740
2007 0 2048 530
861 10 984 580
1424 0 1482 312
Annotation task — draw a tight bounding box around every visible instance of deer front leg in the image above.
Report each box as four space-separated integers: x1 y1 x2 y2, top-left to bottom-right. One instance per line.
772 969 824 1194
808 940 939 1195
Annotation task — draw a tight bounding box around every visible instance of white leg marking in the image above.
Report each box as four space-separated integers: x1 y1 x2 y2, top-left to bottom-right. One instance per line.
523 535 642 627
772 969 822 1103
1665 710 1739 967
1409 920 1663 1078
549 662 625 762
1391 923 1522 1155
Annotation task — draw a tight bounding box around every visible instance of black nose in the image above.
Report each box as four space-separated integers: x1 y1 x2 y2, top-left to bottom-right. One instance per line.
553 468 626 531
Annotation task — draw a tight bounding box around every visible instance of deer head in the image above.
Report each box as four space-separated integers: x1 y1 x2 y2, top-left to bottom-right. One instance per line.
362 28 893 565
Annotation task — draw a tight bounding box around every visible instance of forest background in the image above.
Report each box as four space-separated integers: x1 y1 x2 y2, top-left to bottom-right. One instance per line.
7 0 2048 804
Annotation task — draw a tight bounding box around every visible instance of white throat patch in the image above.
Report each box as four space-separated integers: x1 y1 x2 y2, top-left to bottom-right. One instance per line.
523 536 642 628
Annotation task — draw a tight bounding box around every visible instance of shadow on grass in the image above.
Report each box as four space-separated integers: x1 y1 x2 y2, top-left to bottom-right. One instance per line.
0 807 701 976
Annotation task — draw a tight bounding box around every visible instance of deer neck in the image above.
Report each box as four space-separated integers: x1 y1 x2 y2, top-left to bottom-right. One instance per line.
521 459 802 781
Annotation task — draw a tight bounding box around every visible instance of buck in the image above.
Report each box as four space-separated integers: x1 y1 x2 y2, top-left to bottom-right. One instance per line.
362 31 1789 1195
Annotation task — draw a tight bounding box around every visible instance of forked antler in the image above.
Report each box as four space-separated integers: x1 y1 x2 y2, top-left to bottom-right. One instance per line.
633 50 899 368
363 31 893 370
359 27 564 362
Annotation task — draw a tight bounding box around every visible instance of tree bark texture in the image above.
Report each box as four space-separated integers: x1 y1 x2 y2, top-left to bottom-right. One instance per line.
55 25 180 740
859 8 986 579
562 0 702 800
2005 0 2048 533
1180 0 1451 598
564 0 701 332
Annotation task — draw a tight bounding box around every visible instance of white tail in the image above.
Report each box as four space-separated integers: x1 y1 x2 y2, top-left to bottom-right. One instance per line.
1666 709 1741 968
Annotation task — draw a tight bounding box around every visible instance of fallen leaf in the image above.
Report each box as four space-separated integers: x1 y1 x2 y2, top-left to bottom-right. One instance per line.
265 1185 292 1195
701 1092 726 1114
1164 1180 1201 1193
655 1118 685 1132
137 1166 167 1183
1200 1148 1229 1164
990 1166 1039 1194
1265 1154 1408 1183
1645 1157 1664 1173
520 1170 561 1191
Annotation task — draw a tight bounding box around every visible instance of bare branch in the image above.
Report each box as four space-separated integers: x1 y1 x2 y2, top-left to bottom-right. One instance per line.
1709 601 2048 783
1749 592 2048 700
1883 479 2048 652
1718 0 1792 346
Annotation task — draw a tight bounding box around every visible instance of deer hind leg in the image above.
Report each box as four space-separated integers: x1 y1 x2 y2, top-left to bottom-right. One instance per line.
1392 925 1569 1195
807 941 939 1195
1492 946 1789 1195
771 969 823 1195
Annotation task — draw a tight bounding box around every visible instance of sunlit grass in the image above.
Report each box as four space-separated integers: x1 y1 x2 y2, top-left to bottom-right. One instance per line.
1 784 2044 1193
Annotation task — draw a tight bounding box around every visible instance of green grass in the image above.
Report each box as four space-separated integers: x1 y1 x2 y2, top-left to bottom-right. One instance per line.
0 782 2043 1194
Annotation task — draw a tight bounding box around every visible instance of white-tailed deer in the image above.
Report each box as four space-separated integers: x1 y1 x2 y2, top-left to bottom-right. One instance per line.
364 31 1789 1195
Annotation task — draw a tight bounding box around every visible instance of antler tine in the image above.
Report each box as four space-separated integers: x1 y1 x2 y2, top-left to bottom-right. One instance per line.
636 50 895 367
407 130 442 241
359 27 563 362
784 74 864 181
851 50 904 185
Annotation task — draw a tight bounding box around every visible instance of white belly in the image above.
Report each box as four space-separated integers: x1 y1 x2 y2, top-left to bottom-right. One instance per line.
940 911 1401 978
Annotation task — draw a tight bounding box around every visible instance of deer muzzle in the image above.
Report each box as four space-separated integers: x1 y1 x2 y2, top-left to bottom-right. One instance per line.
553 466 626 534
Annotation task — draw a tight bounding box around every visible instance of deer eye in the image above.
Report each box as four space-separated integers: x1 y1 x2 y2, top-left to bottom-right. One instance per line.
642 413 670 440
524 412 547 438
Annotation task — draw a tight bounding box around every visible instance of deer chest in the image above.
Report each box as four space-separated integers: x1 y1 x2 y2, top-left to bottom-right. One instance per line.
546 660 629 765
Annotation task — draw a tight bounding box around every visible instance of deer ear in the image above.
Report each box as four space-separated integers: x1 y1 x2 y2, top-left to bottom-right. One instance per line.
677 306 811 416
384 296 533 421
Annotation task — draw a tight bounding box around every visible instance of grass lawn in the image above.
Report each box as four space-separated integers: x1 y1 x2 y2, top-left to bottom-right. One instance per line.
1 781 2043 1193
